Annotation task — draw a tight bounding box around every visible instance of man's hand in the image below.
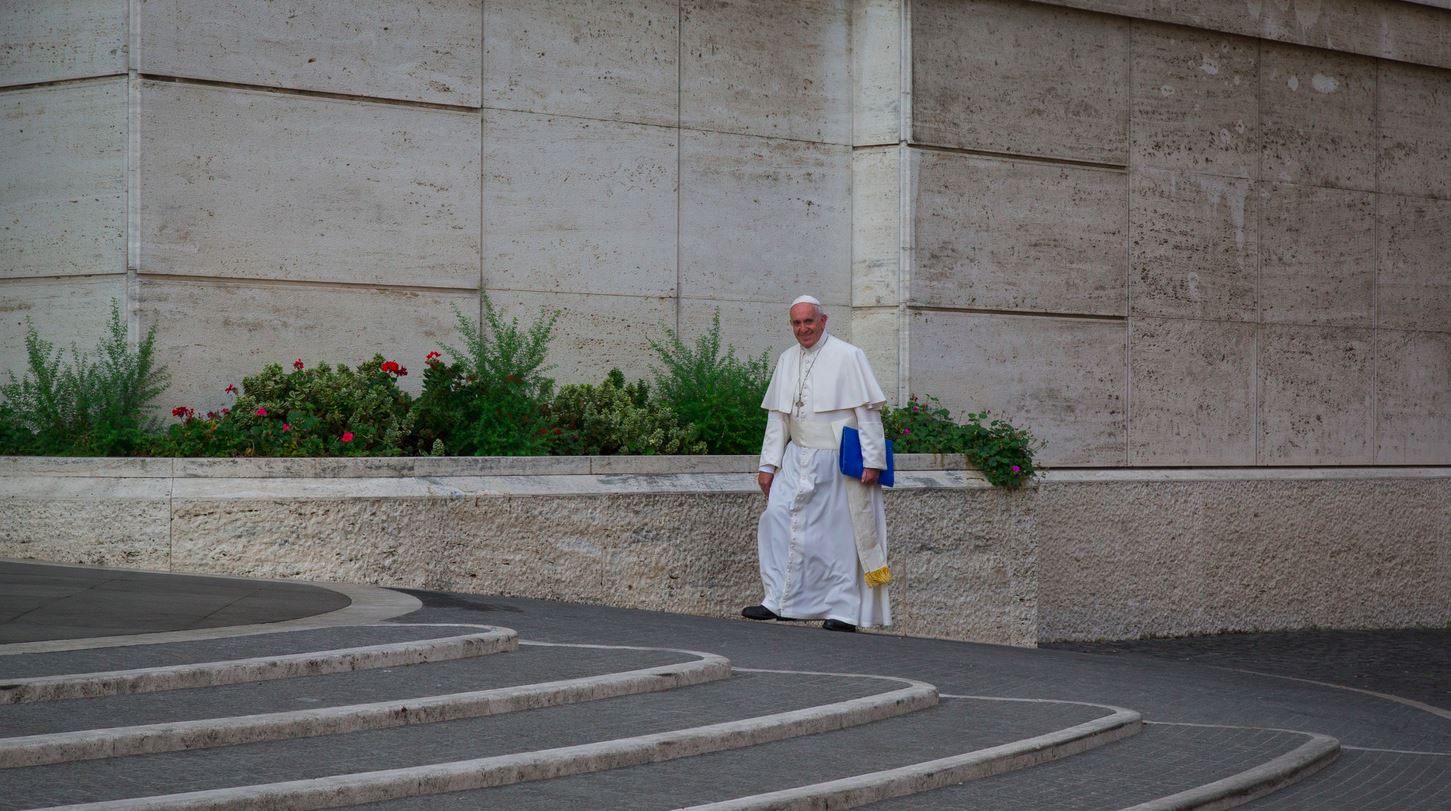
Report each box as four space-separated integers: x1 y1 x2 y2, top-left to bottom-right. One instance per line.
861 468 880 486
757 471 774 498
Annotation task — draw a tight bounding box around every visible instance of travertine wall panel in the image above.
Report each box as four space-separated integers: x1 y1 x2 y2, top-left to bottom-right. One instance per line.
0 276 127 381
138 279 471 412
1259 183 1375 327
1260 45 1376 191
0 479 171 571
852 0 903 146
1130 168 1258 321
681 0 850 143
1258 324 1374 464
0 80 126 279
849 307 900 399
1128 318 1255 465
680 131 850 304
913 152 1126 315
1377 193 1451 332
1037 475 1451 641
139 81 481 289
1379 62 1451 200
1376 330 1451 463
911 0 1129 163
482 110 677 298
910 312 1126 466
678 298 808 373
485 290 673 385
851 147 902 307
139 0 481 106
1129 23 1258 178
483 0 679 126
0 0 124 88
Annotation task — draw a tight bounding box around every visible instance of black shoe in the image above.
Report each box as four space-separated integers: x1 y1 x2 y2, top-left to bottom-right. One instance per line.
822 619 857 633
741 605 779 621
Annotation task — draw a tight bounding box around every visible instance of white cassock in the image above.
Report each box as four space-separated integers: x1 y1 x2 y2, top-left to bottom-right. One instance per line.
756 332 891 628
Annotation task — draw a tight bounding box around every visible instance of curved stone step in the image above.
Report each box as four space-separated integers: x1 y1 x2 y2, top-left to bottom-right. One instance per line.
6 671 936 810
0 624 517 703
350 694 1140 810
857 720 1340 810
0 644 731 768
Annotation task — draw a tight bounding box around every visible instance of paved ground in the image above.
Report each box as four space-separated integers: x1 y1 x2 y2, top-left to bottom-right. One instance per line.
1 560 1448 809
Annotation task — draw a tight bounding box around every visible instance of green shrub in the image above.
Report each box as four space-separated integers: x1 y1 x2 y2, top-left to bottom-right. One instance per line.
413 294 560 456
884 394 1041 488
155 356 413 457
649 311 771 455
0 301 169 455
551 369 705 456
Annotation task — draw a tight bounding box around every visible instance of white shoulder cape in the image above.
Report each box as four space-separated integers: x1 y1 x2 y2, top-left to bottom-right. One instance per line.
761 333 887 413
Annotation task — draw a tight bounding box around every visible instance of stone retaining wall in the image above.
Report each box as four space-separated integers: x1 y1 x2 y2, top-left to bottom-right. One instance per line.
3 457 1446 645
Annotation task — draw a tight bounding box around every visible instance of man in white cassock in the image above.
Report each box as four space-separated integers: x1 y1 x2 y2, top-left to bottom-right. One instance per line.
742 295 891 633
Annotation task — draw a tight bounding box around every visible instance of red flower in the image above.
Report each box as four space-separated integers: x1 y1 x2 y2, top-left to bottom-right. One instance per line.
425 351 442 364
293 359 304 370
282 423 291 432
340 431 354 443
397 366 408 377
380 360 401 375
224 384 238 394
255 407 268 417
221 407 231 416
206 411 218 420
171 406 193 419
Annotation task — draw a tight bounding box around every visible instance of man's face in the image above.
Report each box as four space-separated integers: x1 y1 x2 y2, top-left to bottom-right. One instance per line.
790 303 827 349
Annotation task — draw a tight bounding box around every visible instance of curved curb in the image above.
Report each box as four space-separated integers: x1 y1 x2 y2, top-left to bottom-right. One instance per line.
678 697 1142 811
0 575 423 657
0 626 517 704
1122 728 1340 811
39 675 938 810
0 646 730 768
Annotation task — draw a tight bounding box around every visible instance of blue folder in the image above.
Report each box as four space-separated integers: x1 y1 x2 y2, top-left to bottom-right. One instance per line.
839 426 894 487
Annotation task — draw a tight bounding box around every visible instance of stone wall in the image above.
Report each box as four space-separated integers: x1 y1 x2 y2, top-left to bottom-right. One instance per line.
3 0 1451 468
4 456 1446 645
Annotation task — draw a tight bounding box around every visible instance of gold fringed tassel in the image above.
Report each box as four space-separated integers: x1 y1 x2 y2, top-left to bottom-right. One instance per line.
864 565 892 588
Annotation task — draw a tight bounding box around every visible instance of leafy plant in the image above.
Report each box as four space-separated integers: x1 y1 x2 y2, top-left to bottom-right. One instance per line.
884 394 1041 488
156 357 413 457
551 369 705 456
412 294 560 456
648 311 771 454
0 301 169 455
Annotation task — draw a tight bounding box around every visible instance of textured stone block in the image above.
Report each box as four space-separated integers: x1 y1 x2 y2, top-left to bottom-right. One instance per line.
913 151 1127 316
680 131 850 305
0 80 125 279
140 81 481 289
1130 22 1258 178
483 0 678 126
1259 183 1374 327
1376 330 1451 464
1130 168 1258 321
1258 323 1374 464
852 146 902 308
681 0 850 143
0 276 126 382
1379 61 1451 200
139 0 481 106
0 477 171 570
1260 44 1376 191
0 0 125 88
847 306 900 402
911 0 1128 164
1377 193 1451 332
485 290 673 385
1128 318 1255 465
1037 476 1451 640
677 298 812 379
1261 0 1445 68
137 279 472 414
909 311 1126 466
482 109 677 298
852 0 903 146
